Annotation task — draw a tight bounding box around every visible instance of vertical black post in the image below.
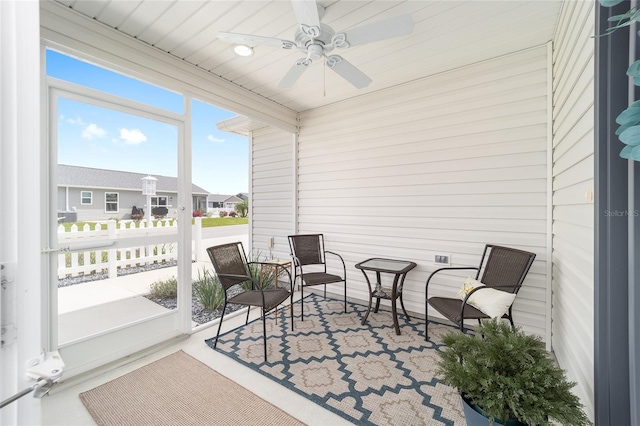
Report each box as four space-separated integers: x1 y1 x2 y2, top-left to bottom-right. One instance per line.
594 1 632 425
630 20 640 422
631 142 640 426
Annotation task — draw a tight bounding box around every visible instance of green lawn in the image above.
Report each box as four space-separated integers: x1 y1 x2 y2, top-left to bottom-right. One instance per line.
59 217 247 231
199 217 247 227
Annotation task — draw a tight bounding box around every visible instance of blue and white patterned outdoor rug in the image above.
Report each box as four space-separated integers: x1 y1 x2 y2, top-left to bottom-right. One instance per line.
205 294 466 425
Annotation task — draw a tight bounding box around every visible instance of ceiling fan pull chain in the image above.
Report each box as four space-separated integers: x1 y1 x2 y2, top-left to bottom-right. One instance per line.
323 62 326 97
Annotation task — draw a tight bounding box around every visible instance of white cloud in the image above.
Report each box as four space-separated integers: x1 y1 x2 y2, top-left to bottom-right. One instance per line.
66 116 86 126
207 134 225 143
82 123 107 140
119 128 147 145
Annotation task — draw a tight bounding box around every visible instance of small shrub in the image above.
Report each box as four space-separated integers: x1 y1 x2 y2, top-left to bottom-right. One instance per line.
192 269 224 310
206 212 214 218
149 276 178 298
130 213 144 221
228 211 237 217
219 211 228 217
193 210 203 218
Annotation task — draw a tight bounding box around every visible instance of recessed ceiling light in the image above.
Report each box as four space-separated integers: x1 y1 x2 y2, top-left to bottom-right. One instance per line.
234 45 254 57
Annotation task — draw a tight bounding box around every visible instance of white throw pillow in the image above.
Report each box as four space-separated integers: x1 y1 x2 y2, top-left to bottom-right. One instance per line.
457 277 516 319
456 277 485 299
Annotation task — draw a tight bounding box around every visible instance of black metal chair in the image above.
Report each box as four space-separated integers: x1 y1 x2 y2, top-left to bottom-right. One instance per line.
207 242 293 361
425 244 536 341
288 234 347 319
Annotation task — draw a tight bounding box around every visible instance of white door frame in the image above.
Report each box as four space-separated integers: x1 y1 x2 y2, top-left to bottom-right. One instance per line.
45 76 192 377
0 1 43 424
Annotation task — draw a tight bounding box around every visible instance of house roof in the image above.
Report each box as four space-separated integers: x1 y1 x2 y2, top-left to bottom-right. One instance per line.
208 193 246 203
58 164 209 195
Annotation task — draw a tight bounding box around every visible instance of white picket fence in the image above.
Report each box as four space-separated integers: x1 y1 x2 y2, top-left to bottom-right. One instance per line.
57 219 202 279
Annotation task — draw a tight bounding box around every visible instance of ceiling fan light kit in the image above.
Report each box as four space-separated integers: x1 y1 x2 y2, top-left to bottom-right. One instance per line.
217 0 414 90
233 45 254 57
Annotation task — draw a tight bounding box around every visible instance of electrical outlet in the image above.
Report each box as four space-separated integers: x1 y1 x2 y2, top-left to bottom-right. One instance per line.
434 254 450 265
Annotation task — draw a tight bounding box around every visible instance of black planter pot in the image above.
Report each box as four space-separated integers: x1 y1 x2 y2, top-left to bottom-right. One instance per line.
460 394 526 426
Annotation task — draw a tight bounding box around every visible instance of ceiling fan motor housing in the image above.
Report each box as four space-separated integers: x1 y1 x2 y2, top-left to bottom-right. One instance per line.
295 23 335 57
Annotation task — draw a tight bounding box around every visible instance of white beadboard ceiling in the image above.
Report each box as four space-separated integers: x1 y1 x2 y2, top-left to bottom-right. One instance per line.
51 0 563 113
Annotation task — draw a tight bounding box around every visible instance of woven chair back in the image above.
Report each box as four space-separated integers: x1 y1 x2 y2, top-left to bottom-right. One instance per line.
479 245 536 294
207 242 251 291
289 234 324 266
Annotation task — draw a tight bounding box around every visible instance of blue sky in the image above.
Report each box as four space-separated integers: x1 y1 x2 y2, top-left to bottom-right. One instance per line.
47 50 248 195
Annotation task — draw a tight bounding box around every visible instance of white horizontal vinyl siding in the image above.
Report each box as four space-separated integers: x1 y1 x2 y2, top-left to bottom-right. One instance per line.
551 0 595 420
251 127 294 259
297 46 550 339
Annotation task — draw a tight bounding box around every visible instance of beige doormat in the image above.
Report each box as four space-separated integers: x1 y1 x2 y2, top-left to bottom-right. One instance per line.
79 350 305 426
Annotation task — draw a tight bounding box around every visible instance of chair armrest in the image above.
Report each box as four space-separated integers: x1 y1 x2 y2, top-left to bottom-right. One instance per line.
425 266 479 293
325 250 344 261
289 253 301 268
325 250 346 278
215 272 262 291
424 266 479 305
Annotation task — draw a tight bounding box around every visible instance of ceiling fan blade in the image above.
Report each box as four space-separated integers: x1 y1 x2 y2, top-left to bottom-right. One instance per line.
325 55 372 89
217 32 296 49
340 14 414 48
291 0 321 38
278 59 312 88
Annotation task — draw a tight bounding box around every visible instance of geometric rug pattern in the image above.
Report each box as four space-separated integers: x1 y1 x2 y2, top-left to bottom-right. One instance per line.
205 294 466 425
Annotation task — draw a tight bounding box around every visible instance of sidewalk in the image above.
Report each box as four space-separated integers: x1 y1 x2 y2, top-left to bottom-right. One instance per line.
58 233 248 343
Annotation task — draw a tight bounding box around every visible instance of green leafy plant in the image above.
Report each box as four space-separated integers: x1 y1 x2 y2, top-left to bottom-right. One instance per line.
437 319 591 426
598 0 640 160
149 276 178 298
192 268 224 310
235 200 249 217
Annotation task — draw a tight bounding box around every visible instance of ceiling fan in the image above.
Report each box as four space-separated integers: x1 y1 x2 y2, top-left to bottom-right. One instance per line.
217 0 414 89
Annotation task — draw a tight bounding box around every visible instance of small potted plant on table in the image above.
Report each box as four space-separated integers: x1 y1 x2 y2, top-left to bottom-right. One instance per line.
436 319 591 425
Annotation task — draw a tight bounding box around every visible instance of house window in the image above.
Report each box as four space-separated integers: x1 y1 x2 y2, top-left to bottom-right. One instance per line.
81 191 92 205
151 196 168 208
105 192 119 212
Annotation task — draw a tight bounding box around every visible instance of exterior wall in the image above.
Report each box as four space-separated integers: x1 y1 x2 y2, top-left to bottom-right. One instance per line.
295 46 551 339
250 127 294 259
551 0 595 420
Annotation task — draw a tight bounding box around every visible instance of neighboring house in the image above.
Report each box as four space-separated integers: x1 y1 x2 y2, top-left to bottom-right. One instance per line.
207 193 246 213
58 164 210 221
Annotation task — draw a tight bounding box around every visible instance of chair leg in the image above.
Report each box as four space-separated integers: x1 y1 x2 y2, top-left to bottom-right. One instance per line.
323 284 326 300
343 281 347 313
262 307 267 362
425 299 429 341
213 302 228 349
290 297 294 331
300 284 305 321
245 305 250 325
